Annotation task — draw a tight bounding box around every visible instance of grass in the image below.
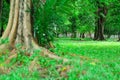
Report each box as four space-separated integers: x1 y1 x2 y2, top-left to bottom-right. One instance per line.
0 38 120 80
53 38 120 80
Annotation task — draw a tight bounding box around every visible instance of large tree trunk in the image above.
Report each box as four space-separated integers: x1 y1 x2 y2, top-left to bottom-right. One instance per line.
0 0 33 50
0 0 67 62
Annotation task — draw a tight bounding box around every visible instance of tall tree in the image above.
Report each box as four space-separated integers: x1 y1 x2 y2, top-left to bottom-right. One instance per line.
0 0 65 61
94 1 107 40
70 16 77 38
0 0 33 50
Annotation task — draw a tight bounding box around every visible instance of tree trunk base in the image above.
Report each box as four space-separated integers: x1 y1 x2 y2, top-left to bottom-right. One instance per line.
0 43 68 62
0 45 68 74
0 0 68 74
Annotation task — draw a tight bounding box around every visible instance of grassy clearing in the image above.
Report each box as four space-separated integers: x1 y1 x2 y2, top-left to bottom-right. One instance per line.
53 38 120 80
0 38 120 80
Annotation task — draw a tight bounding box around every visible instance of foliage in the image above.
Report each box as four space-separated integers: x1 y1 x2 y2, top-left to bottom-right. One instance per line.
32 0 73 47
1 0 120 43
105 0 120 35
0 0 9 30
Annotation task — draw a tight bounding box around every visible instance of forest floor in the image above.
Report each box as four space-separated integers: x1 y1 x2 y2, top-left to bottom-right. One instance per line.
0 38 120 80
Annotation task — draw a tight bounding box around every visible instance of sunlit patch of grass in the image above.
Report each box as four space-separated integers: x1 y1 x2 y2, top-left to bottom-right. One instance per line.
53 38 120 79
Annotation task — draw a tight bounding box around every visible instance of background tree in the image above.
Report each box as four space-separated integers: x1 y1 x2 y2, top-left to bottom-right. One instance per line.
94 1 107 40
105 0 120 41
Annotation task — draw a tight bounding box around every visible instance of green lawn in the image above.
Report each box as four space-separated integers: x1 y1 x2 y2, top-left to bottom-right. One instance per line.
0 39 120 80
52 39 120 80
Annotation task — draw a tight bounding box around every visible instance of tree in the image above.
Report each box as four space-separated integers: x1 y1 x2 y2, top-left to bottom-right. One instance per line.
94 1 107 40
0 0 33 50
70 16 77 38
0 0 66 61
104 0 120 41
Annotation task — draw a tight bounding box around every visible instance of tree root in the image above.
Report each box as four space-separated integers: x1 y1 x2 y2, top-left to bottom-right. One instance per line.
0 44 9 52
32 41 69 62
40 47 68 62
29 57 40 72
0 39 69 75
0 45 69 74
0 44 68 62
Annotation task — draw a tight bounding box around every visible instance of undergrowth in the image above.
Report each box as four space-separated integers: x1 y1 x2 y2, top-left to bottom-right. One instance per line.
0 38 120 80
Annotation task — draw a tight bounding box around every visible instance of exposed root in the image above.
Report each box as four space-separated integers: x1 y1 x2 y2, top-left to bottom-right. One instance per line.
29 57 40 72
41 47 68 62
0 43 68 63
1 0 15 39
0 44 11 54
5 52 17 64
0 0 70 76
28 57 71 78
32 40 69 62
0 67 10 74
0 47 70 78
0 39 69 76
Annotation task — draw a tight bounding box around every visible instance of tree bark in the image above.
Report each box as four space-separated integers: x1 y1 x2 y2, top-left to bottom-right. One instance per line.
88 32 92 38
70 17 76 38
0 0 67 62
94 2 107 40
81 33 85 38
0 0 33 50
1 0 15 39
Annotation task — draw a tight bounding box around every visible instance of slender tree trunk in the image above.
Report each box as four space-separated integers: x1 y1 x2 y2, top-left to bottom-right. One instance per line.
70 17 76 38
80 33 85 38
79 33 82 38
118 32 120 41
65 31 67 37
94 20 98 40
81 33 85 38
107 34 111 39
71 27 76 38
98 14 104 40
88 32 92 38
